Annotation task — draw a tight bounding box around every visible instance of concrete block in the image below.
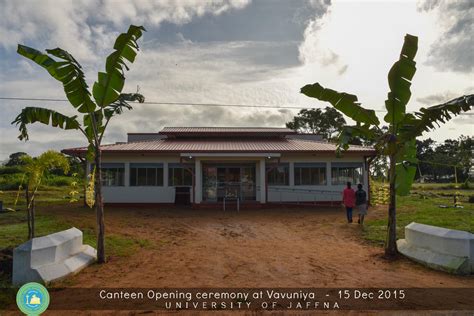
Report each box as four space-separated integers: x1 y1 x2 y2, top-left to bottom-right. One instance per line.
397 222 474 275
404 222 472 258
13 228 96 286
397 239 470 274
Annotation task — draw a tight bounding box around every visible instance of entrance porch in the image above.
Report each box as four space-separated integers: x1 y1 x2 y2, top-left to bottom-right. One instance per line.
189 153 277 205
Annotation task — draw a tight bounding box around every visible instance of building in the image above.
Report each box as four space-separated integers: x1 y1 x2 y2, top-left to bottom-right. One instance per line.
62 127 376 207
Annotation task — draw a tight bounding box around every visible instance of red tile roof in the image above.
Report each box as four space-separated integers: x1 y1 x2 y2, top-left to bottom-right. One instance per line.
63 138 375 155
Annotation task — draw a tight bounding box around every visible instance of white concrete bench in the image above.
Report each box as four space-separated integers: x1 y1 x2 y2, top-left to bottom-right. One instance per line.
397 222 473 275
13 227 96 285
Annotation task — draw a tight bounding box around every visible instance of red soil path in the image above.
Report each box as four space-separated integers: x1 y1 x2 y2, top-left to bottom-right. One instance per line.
47 204 472 289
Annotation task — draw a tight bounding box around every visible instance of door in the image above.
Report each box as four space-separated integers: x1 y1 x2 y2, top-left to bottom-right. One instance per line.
203 166 217 201
241 166 256 200
202 164 256 202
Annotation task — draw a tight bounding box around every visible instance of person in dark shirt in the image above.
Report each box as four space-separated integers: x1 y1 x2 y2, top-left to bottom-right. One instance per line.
355 183 367 224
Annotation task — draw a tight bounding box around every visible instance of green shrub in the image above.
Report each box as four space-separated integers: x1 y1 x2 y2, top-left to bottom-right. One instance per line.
0 173 75 190
0 166 22 175
43 176 71 187
0 173 25 190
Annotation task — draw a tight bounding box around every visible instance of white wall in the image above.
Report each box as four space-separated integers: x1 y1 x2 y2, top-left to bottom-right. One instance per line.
96 152 370 204
100 153 189 203
102 186 177 203
267 153 369 203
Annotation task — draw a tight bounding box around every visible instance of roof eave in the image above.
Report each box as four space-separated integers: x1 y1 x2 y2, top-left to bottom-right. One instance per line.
62 149 376 155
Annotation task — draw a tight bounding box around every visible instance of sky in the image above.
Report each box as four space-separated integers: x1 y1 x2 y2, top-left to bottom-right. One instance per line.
0 0 472 161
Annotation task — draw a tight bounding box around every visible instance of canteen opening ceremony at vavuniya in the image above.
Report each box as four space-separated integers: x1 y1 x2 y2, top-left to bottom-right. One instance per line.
0 0 472 314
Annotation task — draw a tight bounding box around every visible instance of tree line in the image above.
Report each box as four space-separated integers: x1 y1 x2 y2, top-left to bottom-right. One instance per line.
286 108 473 183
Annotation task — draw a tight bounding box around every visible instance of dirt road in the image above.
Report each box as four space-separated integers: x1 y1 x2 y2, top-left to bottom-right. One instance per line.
52 205 472 288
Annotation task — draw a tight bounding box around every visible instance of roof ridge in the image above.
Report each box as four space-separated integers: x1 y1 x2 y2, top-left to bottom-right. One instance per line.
162 126 291 129
289 138 373 149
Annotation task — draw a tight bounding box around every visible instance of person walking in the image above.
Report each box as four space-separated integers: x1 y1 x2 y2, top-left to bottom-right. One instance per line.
342 182 355 223
355 183 368 224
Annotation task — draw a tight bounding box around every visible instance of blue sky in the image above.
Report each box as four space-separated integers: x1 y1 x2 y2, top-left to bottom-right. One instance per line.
0 0 472 161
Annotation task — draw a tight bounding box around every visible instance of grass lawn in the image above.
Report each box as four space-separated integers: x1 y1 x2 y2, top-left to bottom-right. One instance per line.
0 187 152 288
362 184 474 246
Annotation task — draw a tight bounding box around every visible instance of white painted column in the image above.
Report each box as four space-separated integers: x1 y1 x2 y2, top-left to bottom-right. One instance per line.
326 162 331 186
259 158 266 204
194 158 202 204
289 162 295 186
124 162 130 187
364 160 369 186
85 162 91 179
163 162 169 187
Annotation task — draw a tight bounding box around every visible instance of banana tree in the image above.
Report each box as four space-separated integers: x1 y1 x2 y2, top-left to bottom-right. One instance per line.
300 34 473 256
12 25 146 263
20 151 70 239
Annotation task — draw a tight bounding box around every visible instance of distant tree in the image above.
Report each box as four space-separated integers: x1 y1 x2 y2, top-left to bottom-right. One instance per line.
21 151 70 239
5 152 29 167
457 135 473 181
416 136 473 182
286 107 346 140
415 138 436 180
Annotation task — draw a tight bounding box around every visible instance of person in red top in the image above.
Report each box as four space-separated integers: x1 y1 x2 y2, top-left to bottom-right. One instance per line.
342 181 356 223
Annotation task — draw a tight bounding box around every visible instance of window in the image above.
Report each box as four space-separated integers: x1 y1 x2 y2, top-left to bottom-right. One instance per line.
267 164 289 186
168 164 193 186
130 163 163 186
331 162 364 185
294 163 327 185
99 163 125 186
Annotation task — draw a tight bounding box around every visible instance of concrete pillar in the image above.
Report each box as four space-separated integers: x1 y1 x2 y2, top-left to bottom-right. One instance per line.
326 162 331 186
85 162 91 179
194 158 202 204
124 162 130 187
289 162 295 186
163 162 168 187
364 160 369 186
259 158 266 204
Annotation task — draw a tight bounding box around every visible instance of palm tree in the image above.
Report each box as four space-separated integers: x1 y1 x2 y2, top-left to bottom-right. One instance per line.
20 151 70 239
11 25 146 263
301 34 473 256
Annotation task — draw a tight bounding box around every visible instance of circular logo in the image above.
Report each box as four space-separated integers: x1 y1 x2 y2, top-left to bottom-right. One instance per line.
16 282 50 315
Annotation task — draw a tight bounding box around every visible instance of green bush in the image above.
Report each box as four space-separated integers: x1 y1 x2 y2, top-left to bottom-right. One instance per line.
43 176 71 187
0 173 24 190
0 173 75 190
0 166 22 175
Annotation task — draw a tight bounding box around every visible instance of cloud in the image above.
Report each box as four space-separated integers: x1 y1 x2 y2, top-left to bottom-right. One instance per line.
416 91 460 105
418 0 474 73
1 0 472 162
0 0 251 61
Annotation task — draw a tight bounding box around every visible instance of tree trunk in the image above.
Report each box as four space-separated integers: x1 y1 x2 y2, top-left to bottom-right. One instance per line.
385 154 397 257
25 187 32 240
94 148 106 263
31 198 35 238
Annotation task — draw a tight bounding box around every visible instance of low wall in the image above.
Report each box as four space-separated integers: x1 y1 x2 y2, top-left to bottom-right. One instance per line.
267 186 342 202
103 186 193 203
13 227 96 286
397 222 473 275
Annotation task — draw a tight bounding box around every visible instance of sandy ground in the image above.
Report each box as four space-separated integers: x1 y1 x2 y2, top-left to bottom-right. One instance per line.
3 204 473 315
45 204 472 289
